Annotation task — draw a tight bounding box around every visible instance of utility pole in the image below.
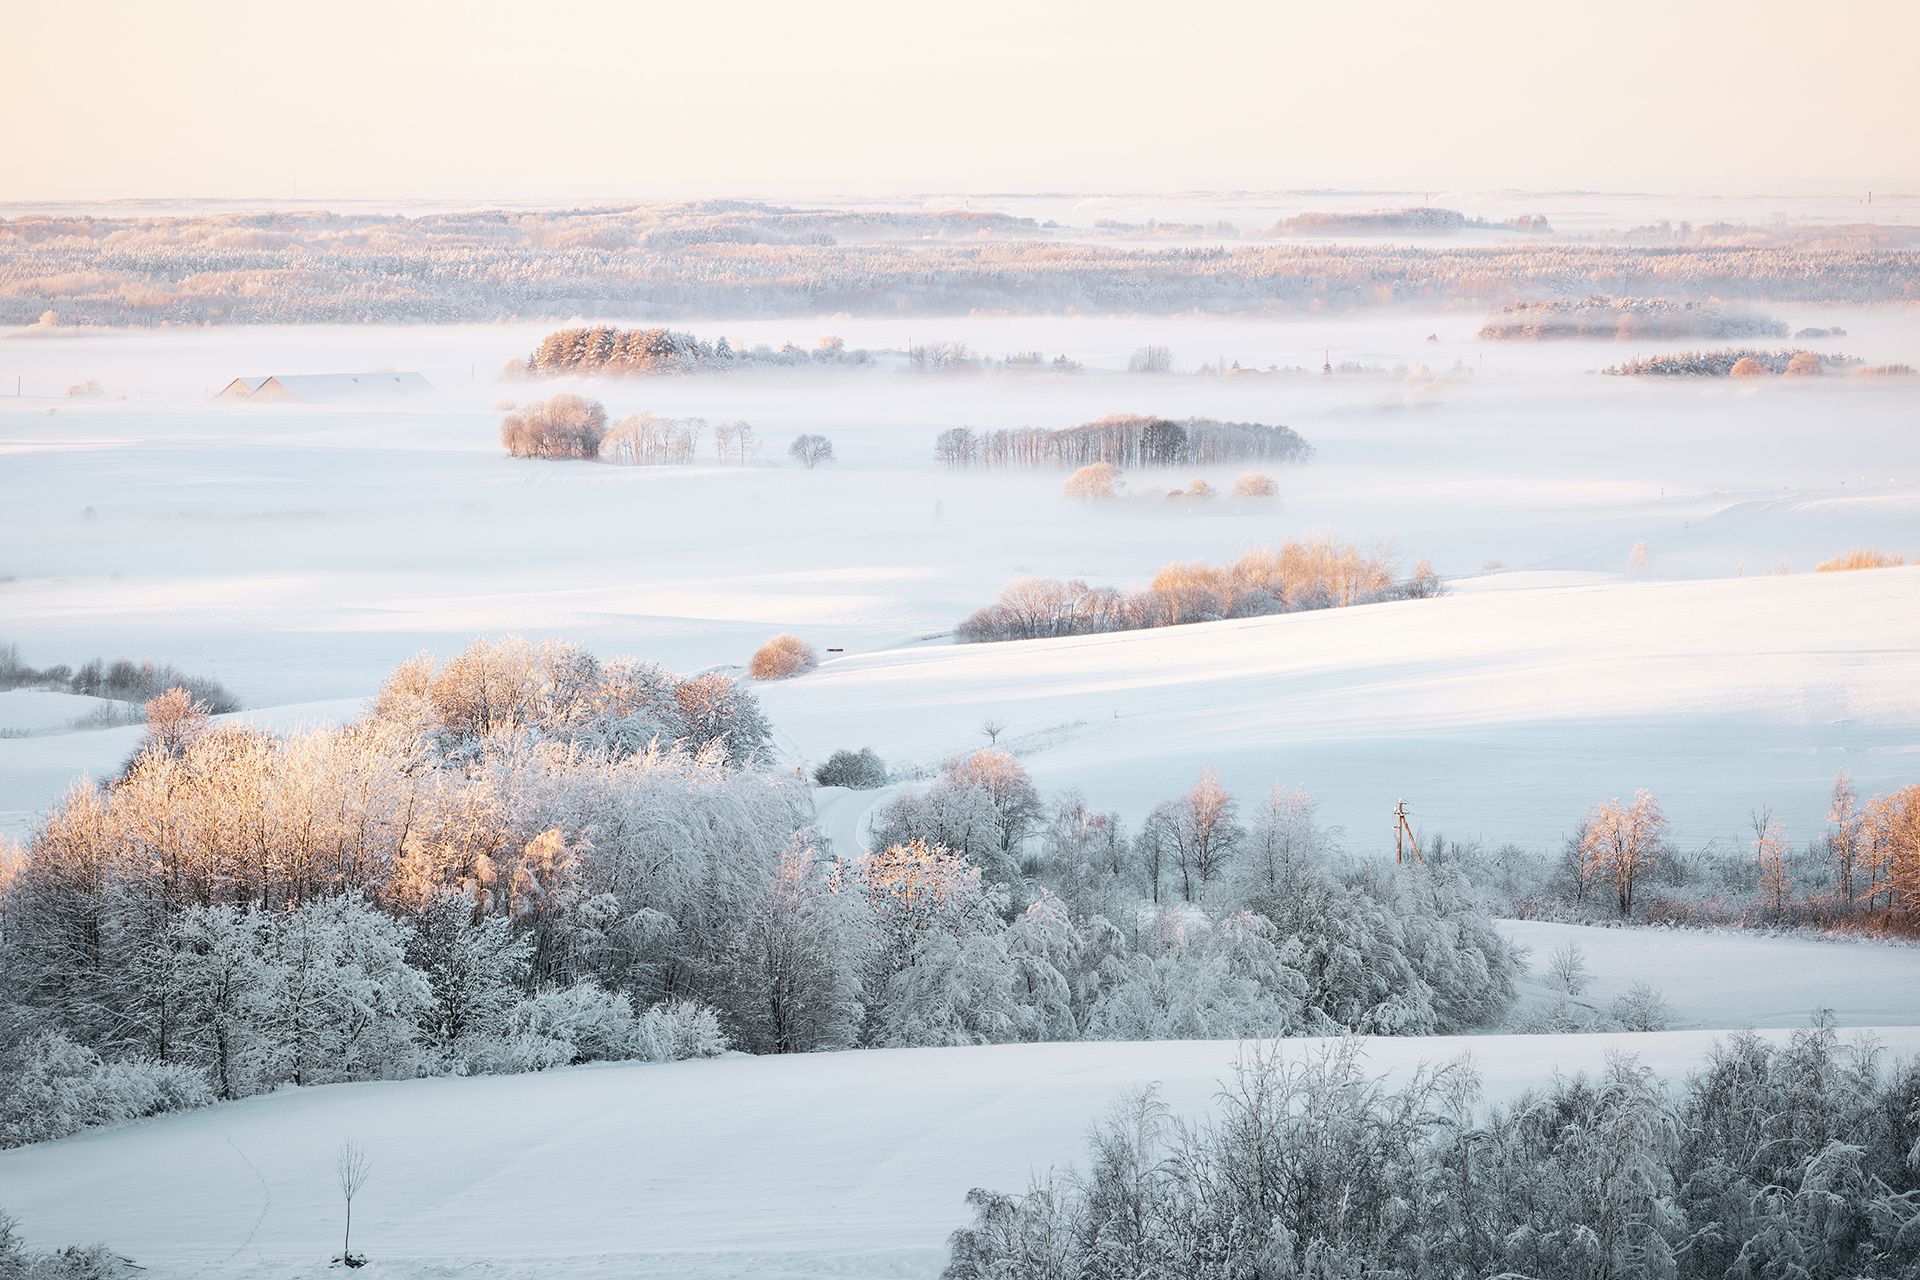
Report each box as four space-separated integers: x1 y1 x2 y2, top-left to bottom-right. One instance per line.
1395 800 1421 865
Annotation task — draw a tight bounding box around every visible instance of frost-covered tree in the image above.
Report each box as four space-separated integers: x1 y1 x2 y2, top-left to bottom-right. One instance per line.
1579 790 1667 917
725 842 872 1053
787 434 835 469
500 394 608 459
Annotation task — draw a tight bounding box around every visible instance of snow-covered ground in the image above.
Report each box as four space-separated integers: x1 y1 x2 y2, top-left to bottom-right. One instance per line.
762 567 1920 847
2 916 1915 1280
0 221 1917 1278
4 314 1917 847
0 688 127 734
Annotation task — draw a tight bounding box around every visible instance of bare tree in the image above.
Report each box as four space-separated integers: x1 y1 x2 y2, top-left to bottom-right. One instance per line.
1827 771 1861 912
1752 807 1791 919
337 1138 371 1264
980 717 1006 746
788 434 835 469
1546 940 1592 995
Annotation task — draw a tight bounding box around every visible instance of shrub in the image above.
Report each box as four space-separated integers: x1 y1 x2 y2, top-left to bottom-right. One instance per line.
502 981 640 1067
1729 356 1768 378
500 394 608 459
1231 471 1278 498
1784 350 1823 376
0 1212 125 1280
749 634 818 680
1061 462 1121 499
1609 982 1674 1031
1815 548 1905 572
814 747 887 789
633 1000 729 1061
0 1032 212 1148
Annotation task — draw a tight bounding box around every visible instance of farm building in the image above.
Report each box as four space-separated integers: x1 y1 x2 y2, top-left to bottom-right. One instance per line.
214 371 433 403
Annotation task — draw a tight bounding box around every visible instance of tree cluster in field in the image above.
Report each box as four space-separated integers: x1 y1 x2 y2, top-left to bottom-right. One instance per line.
11 202 1919 327
0 637 777 1144
945 1017 1920 1280
1269 206 1553 236
934 416 1313 471
0 639 1518 1147
499 394 801 468
519 327 876 377
1429 771 1920 936
0 642 239 716
957 540 1441 642
1602 347 1863 376
1478 294 1789 341
863 766 1517 1045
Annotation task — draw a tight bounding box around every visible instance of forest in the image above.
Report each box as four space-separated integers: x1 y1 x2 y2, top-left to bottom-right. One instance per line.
7 202 1920 326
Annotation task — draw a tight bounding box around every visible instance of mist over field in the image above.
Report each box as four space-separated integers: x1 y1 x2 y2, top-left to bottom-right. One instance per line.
3 7 1920 1272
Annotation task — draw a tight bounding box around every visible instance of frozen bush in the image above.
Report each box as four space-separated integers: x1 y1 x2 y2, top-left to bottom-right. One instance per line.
505 981 641 1066
632 1000 729 1061
1609 981 1674 1031
1230 471 1277 498
500 394 607 459
813 747 887 789
0 1033 212 1148
748 634 817 681
1816 548 1904 572
0 1212 127 1280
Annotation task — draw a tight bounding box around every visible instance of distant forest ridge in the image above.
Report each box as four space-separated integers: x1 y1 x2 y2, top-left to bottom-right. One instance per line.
1478 295 1791 341
4 201 1919 326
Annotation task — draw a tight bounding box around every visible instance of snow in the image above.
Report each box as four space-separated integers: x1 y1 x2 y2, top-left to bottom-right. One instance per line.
4 1022 1916 1276
0 214 1917 1277
761 568 1920 847
3 314 1916 847
0 688 126 734
0 918 1910 1277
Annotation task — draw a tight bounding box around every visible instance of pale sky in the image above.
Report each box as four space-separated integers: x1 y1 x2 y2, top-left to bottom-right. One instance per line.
12 0 1918 201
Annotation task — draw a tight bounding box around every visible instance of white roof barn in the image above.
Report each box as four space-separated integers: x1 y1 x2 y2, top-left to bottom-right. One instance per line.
214 372 434 403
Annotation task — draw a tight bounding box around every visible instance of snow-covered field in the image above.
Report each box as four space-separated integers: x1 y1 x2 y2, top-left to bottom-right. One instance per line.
4 312 1918 848
765 567 1920 845
3 287 1919 1276
3 911 1916 1280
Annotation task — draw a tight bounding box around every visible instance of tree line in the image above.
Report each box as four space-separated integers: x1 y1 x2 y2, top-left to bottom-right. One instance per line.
957 540 1441 642
1425 773 1920 936
14 204 1920 327
935 416 1313 470
518 327 876 377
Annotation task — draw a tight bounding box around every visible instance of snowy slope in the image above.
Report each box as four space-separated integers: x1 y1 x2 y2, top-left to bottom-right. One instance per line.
3 1024 1917 1278
759 568 1920 847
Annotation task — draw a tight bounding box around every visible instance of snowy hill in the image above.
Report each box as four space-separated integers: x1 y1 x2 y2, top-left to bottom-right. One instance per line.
761 566 1920 848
